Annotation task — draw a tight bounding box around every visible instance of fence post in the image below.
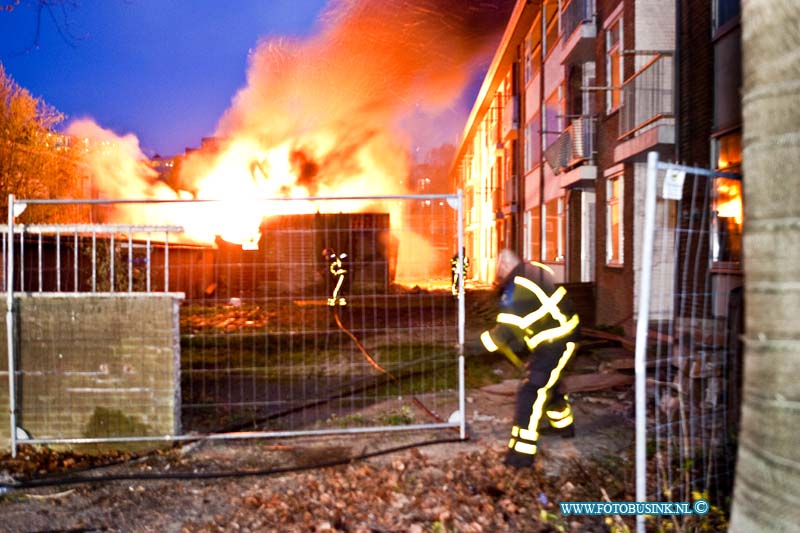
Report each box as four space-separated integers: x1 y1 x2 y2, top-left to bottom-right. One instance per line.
456 189 466 440
635 152 659 532
6 194 17 457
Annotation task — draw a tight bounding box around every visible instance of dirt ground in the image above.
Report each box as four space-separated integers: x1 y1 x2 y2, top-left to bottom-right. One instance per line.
0 287 656 532
0 355 640 533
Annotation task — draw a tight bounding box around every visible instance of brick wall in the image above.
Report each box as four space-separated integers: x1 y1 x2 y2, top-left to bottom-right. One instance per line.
678 0 713 165
0 294 182 451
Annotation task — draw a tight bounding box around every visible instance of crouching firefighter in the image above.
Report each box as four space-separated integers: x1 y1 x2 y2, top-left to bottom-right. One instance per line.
480 249 580 468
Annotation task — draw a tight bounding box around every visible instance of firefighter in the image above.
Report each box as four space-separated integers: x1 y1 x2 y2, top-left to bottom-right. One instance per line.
480 249 580 468
450 248 470 297
324 248 349 307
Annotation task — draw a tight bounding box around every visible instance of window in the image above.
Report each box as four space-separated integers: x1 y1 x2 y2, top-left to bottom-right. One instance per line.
712 131 742 263
544 197 565 262
543 0 560 57
544 88 562 149
530 205 542 262
532 42 542 80
606 175 624 265
526 113 542 171
713 0 740 31
527 22 543 85
524 121 533 173
605 15 623 112
524 32 532 85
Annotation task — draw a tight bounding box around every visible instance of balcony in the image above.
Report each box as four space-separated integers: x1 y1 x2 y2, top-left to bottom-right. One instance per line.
493 187 503 216
615 54 675 162
561 0 596 65
503 175 518 210
544 117 596 174
618 54 674 139
502 94 519 140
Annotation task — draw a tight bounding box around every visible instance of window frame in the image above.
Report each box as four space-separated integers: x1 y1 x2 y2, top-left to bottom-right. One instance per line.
711 131 743 264
544 196 566 263
604 11 623 113
605 173 624 266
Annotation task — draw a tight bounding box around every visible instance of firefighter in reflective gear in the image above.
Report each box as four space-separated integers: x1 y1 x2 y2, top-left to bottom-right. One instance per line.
324 249 348 307
480 249 580 468
450 248 470 297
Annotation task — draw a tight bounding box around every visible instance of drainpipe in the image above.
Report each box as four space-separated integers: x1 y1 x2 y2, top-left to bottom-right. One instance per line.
516 44 525 256
674 0 682 162
538 1 547 264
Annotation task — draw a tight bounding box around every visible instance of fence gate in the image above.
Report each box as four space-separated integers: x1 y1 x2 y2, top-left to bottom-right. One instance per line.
2 193 466 456
634 153 743 531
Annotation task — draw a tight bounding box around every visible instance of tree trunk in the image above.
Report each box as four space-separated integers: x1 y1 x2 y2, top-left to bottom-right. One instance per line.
729 1 800 530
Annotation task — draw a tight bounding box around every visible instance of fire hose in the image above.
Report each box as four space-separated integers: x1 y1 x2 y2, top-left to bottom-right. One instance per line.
332 308 446 424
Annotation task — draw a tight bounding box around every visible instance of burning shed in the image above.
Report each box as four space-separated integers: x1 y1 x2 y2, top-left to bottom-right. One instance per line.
213 212 394 299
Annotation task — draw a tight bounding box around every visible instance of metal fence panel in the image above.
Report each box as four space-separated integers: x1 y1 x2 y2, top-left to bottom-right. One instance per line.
3 194 465 454
635 154 742 531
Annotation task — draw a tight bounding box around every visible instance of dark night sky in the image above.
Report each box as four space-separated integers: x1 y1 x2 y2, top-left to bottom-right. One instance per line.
0 0 331 156
0 0 506 159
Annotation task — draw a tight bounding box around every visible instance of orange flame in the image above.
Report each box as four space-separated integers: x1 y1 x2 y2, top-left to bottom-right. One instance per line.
66 0 514 280
716 179 742 225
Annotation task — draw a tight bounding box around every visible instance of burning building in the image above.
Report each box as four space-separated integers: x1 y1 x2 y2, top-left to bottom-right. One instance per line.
213 212 394 299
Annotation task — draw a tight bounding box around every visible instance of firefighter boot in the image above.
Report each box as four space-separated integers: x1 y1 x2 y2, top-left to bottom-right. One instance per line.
504 448 536 469
540 394 575 439
504 424 538 469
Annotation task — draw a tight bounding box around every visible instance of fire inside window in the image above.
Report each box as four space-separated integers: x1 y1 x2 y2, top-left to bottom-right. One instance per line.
713 132 743 263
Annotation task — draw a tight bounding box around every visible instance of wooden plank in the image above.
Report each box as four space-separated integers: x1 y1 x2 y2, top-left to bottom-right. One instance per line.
562 372 635 393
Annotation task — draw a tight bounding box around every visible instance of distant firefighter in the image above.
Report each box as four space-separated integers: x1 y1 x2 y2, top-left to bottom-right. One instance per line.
323 248 349 307
450 248 470 297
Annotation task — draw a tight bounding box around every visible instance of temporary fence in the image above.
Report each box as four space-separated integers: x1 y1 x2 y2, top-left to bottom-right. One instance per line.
2 192 466 456
635 153 743 532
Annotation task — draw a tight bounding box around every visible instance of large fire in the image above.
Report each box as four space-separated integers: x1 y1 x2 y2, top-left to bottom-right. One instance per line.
65 0 514 280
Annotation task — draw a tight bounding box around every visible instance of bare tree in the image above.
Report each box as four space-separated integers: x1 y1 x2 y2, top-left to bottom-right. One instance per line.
1 0 84 50
729 0 800 530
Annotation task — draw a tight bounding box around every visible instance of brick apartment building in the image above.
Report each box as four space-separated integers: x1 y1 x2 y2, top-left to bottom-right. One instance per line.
450 0 741 334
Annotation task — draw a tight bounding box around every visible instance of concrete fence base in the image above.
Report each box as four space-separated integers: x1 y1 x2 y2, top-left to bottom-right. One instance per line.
1 293 183 452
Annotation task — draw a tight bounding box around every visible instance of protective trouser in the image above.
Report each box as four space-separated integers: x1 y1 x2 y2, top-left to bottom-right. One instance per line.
505 340 576 468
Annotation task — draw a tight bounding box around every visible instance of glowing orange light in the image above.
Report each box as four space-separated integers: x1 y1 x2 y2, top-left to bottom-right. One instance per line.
716 179 742 225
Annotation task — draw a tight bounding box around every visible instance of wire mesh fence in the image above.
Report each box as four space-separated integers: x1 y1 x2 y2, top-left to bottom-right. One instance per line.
2 193 465 454
635 153 743 531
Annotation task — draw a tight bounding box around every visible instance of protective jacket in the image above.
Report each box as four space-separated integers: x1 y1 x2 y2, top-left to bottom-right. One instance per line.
450 254 470 296
327 252 348 307
480 261 580 467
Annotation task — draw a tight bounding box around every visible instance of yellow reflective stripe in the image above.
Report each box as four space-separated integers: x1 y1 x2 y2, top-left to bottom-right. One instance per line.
546 406 572 420
514 277 567 317
519 427 538 441
529 261 555 275
480 331 499 352
496 312 527 328
508 438 516 449
513 441 537 455
332 275 344 300
496 294 560 329
550 415 574 429
511 426 520 437
495 290 566 331
525 314 580 350
525 342 577 441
